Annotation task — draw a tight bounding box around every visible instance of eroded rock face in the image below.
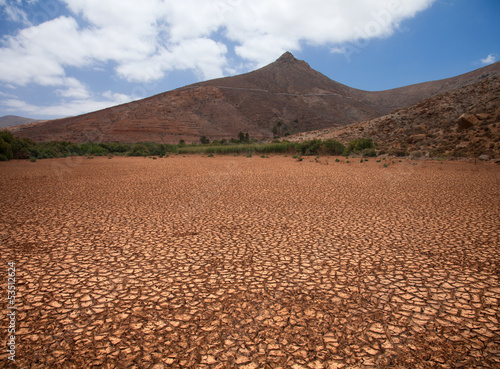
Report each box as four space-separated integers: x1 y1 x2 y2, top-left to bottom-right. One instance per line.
457 113 479 130
1 156 499 368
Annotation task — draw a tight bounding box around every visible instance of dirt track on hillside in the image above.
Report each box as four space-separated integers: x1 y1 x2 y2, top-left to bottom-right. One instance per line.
1 156 499 368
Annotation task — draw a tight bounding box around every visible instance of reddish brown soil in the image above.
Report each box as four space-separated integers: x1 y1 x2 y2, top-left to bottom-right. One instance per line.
1 156 499 368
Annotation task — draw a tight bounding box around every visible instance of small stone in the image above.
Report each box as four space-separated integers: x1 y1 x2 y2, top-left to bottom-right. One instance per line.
235 355 251 364
49 301 63 308
201 355 217 364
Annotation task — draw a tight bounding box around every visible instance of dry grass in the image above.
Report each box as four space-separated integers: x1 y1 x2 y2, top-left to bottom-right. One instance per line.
1 156 499 368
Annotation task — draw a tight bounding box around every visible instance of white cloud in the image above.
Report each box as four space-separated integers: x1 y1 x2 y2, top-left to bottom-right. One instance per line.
0 91 18 99
1 91 133 117
0 0 437 85
55 78 91 99
223 0 437 65
0 0 31 25
0 0 437 117
481 54 496 65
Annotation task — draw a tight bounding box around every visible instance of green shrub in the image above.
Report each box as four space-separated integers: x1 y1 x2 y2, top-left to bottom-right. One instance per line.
297 139 321 155
389 149 409 157
80 143 108 156
127 144 150 157
0 138 13 160
362 148 377 157
29 156 36 162
345 138 374 155
319 139 345 156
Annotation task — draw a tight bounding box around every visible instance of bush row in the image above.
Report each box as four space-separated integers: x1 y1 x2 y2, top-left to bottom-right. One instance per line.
1 130 382 161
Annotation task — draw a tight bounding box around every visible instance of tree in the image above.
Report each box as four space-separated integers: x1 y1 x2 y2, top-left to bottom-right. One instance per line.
200 136 210 145
238 131 245 142
272 126 278 137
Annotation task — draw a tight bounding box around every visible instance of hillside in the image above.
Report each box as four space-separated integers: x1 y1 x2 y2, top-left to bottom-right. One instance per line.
11 53 500 144
290 75 500 158
0 115 38 128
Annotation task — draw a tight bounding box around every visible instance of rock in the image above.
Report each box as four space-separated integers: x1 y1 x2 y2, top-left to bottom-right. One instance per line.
235 355 251 364
476 113 489 120
478 155 491 161
406 134 426 144
456 113 479 130
201 355 217 364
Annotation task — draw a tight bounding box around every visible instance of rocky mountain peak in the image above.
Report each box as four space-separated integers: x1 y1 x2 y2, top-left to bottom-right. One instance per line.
276 51 298 64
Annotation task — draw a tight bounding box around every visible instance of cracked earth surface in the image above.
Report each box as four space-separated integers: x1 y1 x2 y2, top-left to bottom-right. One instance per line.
1 156 499 368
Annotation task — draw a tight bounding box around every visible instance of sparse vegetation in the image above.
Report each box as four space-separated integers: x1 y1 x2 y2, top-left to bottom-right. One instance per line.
388 149 409 157
343 138 375 156
362 148 377 157
0 131 344 162
200 136 210 145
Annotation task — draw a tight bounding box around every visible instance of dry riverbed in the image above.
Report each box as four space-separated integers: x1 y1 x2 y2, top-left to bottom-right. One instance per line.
1 155 499 368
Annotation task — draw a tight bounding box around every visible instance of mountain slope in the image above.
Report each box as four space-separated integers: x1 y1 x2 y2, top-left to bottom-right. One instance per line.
0 115 38 128
11 53 500 144
290 74 500 158
352 61 500 114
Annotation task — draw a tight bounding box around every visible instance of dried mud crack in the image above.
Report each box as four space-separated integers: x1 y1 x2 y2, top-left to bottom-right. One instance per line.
1 156 499 368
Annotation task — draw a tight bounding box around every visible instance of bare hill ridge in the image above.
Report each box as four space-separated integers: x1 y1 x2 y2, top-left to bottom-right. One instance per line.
0 115 38 128
290 74 500 158
11 52 500 143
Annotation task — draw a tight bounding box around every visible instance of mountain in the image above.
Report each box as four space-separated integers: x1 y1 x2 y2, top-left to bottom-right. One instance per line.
0 115 38 128
11 52 500 144
290 74 500 158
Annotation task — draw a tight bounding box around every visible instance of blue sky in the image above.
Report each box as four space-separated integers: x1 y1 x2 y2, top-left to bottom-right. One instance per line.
0 0 499 120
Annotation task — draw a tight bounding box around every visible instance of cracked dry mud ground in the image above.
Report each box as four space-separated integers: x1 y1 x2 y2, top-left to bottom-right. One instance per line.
1 156 499 368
